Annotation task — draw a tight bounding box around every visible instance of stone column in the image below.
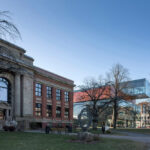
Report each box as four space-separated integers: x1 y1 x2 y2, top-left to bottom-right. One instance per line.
15 73 21 117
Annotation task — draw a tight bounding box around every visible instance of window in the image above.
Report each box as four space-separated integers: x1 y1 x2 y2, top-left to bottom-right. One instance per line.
35 103 42 116
47 86 52 99
0 77 10 103
56 89 61 100
35 83 42 96
143 104 146 114
46 105 52 117
56 107 61 118
65 108 69 118
64 92 69 102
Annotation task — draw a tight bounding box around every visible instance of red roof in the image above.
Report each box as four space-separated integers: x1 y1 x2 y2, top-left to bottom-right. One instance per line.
73 86 111 103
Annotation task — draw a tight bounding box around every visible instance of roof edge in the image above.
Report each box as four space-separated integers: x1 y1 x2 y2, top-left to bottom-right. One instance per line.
0 38 26 53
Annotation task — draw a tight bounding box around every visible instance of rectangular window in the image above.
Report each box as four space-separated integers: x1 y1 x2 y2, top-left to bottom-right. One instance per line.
64 92 69 102
35 103 42 117
56 107 61 118
56 89 61 100
65 108 69 118
35 83 42 96
46 105 52 117
47 86 52 99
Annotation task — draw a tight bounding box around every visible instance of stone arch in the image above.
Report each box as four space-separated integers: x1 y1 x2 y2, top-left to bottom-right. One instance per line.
0 73 14 104
0 72 14 120
0 77 11 103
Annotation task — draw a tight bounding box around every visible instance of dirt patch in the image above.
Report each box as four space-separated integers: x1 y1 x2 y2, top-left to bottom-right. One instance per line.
67 139 100 144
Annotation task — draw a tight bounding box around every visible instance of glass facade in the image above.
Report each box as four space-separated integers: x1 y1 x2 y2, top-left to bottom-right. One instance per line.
74 79 150 128
124 79 150 97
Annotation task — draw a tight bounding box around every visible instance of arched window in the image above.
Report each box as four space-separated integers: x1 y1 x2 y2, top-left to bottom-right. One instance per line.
0 77 10 103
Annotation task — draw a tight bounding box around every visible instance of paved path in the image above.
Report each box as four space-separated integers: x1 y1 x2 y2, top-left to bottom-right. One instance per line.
101 131 150 150
101 133 150 143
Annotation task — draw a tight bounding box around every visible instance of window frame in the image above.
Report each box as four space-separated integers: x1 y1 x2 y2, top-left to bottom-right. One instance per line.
46 105 52 117
56 107 61 118
64 108 69 118
46 86 52 99
0 77 11 103
64 91 69 102
35 103 42 117
35 83 42 97
56 89 61 100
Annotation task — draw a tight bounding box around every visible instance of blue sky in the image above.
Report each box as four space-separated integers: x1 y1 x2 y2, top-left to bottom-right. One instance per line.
1 0 150 85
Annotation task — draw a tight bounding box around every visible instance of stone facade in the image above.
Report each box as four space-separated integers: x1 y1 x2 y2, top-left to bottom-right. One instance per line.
0 39 74 130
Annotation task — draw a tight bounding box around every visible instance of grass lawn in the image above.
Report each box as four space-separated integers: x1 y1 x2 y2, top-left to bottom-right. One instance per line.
0 131 146 150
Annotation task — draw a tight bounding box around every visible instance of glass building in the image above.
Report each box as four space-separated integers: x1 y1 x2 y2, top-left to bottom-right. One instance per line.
73 79 150 128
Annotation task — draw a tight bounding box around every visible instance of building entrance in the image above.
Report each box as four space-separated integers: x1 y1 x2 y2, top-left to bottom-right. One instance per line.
0 109 6 120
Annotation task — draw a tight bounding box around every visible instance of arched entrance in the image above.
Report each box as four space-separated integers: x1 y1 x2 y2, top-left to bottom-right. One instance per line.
0 77 11 121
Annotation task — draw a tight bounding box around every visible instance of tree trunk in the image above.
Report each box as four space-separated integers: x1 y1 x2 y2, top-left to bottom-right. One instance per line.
113 101 118 129
92 104 98 130
92 120 98 130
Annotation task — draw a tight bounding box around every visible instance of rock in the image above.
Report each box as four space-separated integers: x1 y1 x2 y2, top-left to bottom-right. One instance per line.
77 132 94 141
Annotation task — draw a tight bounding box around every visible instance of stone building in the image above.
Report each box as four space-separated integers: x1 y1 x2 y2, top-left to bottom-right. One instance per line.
0 39 74 129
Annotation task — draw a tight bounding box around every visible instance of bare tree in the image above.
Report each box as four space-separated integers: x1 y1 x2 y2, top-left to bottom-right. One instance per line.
0 11 21 40
78 77 110 130
106 63 136 129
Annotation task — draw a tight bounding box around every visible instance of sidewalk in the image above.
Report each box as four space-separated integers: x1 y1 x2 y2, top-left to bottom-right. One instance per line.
100 133 150 150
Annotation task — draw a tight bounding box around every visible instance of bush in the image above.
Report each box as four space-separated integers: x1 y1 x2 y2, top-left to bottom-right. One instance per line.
3 126 16 132
86 138 93 143
93 135 100 141
9 126 16 131
3 126 9 131
106 130 111 134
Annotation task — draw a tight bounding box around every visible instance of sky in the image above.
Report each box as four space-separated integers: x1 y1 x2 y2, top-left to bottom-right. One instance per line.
1 0 150 86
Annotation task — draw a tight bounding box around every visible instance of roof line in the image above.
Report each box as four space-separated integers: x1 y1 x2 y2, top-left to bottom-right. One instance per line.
34 66 74 84
0 38 26 53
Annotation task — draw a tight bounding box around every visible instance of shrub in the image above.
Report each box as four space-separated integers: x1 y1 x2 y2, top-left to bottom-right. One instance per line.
106 130 111 134
3 126 16 131
93 135 100 141
9 126 16 131
86 138 93 143
3 126 9 131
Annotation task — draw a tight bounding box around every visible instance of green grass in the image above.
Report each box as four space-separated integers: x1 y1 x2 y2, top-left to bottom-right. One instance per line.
0 131 146 150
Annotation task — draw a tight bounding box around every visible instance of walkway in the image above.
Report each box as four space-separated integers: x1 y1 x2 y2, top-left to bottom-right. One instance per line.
101 131 150 149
